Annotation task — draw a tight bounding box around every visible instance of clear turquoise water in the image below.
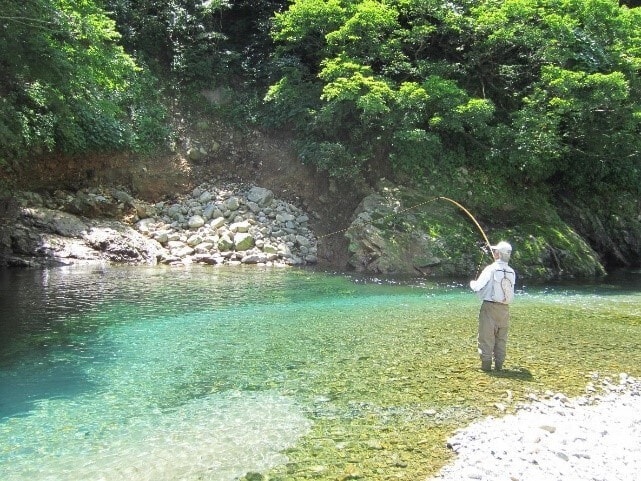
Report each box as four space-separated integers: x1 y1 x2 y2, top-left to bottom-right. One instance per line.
1 266 640 480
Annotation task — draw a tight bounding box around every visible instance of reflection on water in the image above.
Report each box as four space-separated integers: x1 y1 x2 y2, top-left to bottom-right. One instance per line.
1 265 640 480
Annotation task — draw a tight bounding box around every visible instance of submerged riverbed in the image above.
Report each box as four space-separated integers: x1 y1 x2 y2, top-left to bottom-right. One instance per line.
1 266 640 480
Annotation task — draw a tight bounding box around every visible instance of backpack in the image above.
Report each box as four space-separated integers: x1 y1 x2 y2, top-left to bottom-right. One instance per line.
491 268 515 304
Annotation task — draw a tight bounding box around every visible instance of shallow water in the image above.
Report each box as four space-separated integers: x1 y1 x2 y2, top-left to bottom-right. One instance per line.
1 266 640 480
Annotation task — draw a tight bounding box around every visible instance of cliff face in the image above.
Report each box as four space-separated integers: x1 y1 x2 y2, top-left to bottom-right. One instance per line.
0 120 361 270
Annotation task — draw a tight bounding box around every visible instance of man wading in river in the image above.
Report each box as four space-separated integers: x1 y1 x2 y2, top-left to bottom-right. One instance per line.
470 241 516 372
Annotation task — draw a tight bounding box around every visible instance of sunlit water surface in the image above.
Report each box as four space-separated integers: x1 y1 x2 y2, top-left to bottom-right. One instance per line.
1 266 640 480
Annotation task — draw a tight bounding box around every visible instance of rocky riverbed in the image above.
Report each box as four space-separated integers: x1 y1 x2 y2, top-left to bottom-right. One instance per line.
0 182 318 268
430 373 641 481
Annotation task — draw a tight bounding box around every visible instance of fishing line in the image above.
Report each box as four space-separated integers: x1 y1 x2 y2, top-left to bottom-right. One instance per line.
317 195 494 260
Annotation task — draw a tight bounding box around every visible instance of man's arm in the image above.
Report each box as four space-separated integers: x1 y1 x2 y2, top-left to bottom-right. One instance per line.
470 264 493 292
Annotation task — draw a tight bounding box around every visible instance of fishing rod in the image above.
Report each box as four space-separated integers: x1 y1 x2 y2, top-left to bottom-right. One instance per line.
318 195 494 259
436 196 493 256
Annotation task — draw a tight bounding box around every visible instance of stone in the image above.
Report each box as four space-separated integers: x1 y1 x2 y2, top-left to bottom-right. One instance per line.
84 224 161 264
194 242 214 253
153 229 171 244
167 240 186 250
187 147 204 161
276 213 295 223
218 234 234 251
167 204 182 219
111 189 134 205
136 218 156 234
241 253 268 264
209 216 226 230
224 197 240 211
246 187 274 206
234 232 254 251
16 191 44 207
230 221 251 233
160 253 181 264
186 234 203 247
198 191 213 203
133 201 157 219
188 215 205 229
22 207 87 237
172 246 195 257
203 204 222 220
262 244 278 254
296 235 311 247
193 254 219 264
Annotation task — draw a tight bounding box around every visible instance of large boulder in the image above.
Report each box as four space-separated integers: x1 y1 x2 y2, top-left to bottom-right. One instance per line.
21 207 88 237
84 223 162 263
345 182 605 279
0 205 162 267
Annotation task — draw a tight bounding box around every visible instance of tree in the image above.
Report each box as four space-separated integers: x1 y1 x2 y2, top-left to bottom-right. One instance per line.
0 0 167 163
267 0 641 197
267 0 494 178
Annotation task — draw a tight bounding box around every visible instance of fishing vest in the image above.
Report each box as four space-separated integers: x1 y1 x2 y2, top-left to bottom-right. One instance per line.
491 267 515 304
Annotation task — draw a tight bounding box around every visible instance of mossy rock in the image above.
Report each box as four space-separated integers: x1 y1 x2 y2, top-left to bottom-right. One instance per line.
345 183 605 279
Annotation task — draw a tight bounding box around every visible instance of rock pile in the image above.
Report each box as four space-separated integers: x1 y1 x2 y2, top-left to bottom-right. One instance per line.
430 373 641 481
135 182 318 267
0 183 318 268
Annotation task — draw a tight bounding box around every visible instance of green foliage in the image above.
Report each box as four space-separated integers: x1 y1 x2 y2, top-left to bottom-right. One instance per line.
297 139 364 178
3 0 641 210
0 0 168 163
267 0 641 198
508 65 641 192
103 0 231 85
272 0 346 65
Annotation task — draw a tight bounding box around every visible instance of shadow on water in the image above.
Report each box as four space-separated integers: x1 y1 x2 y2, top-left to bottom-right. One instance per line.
0 362 95 419
0 268 101 419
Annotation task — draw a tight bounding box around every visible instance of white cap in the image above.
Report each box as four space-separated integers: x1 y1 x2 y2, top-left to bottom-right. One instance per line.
490 241 512 254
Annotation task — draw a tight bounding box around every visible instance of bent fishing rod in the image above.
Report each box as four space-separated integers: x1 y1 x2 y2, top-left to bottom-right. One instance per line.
318 195 494 258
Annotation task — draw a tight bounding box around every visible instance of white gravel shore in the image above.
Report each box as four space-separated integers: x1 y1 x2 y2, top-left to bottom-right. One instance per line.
429 373 641 481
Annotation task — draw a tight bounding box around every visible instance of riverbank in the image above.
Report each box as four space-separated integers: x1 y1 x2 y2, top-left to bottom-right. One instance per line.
0 182 318 268
2 165 640 278
430 373 641 481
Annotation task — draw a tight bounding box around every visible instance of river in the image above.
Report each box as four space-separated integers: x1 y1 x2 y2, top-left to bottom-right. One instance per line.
1 265 640 480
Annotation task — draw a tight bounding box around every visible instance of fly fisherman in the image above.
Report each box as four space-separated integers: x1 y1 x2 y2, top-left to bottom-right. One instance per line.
470 241 516 372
